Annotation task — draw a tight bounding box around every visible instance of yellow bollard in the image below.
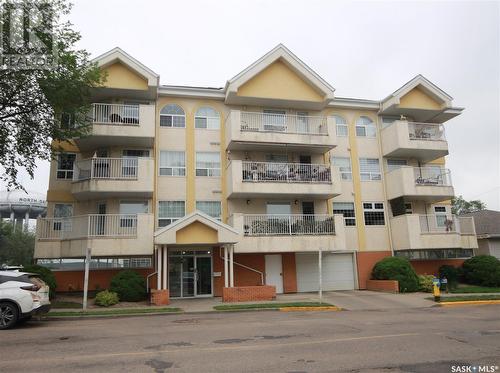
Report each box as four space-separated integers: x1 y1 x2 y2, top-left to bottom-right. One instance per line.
433 283 441 302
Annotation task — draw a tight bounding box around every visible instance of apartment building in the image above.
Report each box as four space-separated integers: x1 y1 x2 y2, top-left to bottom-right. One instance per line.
34 45 478 298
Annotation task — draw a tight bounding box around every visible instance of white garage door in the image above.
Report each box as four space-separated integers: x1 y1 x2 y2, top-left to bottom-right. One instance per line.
296 253 355 292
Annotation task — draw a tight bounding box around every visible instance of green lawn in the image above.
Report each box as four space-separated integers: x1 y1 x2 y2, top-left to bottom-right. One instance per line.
214 302 333 311
449 285 500 294
48 307 182 317
439 295 500 302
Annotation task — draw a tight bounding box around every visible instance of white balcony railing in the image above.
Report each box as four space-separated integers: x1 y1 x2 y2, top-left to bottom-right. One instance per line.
92 103 140 126
418 214 475 235
73 157 138 181
240 112 328 135
408 122 446 141
37 214 138 240
413 167 452 186
242 162 331 183
243 214 335 236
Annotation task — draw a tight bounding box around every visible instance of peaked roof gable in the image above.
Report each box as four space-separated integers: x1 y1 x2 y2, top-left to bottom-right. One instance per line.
93 47 159 87
225 44 335 107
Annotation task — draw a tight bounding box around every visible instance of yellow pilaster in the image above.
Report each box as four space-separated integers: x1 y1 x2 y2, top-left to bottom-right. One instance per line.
186 109 196 213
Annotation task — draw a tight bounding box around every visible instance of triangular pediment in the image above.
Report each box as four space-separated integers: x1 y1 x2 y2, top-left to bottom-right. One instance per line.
225 44 335 109
154 211 240 246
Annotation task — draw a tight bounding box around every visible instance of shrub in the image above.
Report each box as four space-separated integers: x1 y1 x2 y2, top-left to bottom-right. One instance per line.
418 275 435 293
372 257 420 293
110 270 147 301
462 256 500 287
438 265 461 289
94 290 119 307
23 264 57 299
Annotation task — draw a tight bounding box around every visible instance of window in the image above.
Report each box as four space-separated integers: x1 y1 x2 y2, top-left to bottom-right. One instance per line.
359 158 381 181
356 116 376 137
387 159 407 172
266 202 291 215
265 154 288 163
158 201 185 227
119 201 148 227
333 115 348 137
363 202 385 225
332 157 352 180
122 149 150 158
160 104 185 128
196 152 220 177
263 109 286 131
53 204 73 231
434 205 448 227
56 153 76 179
195 107 220 129
381 117 398 129
296 111 309 133
196 201 221 220
405 202 413 214
333 202 356 226
395 249 473 260
160 151 185 176
37 257 153 270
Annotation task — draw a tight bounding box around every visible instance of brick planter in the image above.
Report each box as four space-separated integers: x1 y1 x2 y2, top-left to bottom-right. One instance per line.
150 289 170 305
222 285 276 302
366 280 399 293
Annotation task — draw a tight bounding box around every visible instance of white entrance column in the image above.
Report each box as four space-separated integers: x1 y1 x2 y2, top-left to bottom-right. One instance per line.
162 246 167 290
224 246 229 288
83 247 91 310
318 248 323 304
157 245 162 290
9 211 14 224
24 211 30 231
229 245 234 288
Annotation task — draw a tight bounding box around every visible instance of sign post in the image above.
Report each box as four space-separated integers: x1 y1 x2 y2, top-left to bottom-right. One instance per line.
318 248 323 304
83 248 91 311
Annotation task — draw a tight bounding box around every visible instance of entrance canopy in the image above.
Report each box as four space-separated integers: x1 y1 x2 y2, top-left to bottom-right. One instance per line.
153 211 240 246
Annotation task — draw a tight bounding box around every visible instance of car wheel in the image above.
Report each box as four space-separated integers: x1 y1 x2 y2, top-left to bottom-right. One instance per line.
0 302 19 330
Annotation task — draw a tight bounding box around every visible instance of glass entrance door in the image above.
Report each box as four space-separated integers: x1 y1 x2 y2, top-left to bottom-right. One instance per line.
168 250 212 298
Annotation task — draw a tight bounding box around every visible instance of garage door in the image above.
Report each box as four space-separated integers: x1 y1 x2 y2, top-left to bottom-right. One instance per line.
296 253 355 292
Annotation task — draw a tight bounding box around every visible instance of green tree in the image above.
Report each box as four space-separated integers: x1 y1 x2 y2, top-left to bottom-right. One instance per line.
0 0 105 189
0 221 35 266
451 195 486 215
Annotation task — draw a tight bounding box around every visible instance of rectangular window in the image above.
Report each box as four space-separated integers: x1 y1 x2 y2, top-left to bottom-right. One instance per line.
53 204 73 231
196 152 221 177
195 117 220 130
265 154 288 163
263 109 286 131
196 201 221 220
158 201 185 227
336 123 348 137
160 151 185 176
405 202 413 214
160 115 185 128
56 153 76 179
266 202 291 215
363 202 385 226
356 121 376 137
359 158 381 181
122 149 150 158
119 201 148 227
434 205 448 227
332 157 352 180
387 159 407 172
333 202 356 226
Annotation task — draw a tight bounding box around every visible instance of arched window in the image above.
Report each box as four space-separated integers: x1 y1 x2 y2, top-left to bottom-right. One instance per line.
355 116 376 137
195 107 220 129
160 104 185 128
333 115 348 137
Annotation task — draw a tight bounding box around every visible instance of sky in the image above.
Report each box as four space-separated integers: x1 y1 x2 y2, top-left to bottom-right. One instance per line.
4 0 500 210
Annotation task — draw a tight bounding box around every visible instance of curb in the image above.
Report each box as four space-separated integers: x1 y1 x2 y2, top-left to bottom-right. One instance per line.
279 306 341 312
438 300 500 307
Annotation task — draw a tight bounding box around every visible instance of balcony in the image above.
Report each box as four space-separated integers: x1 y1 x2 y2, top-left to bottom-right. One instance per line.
229 213 347 253
390 214 478 251
385 166 454 202
74 103 155 151
226 160 341 198
34 214 154 258
381 120 448 161
71 157 154 200
225 111 337 153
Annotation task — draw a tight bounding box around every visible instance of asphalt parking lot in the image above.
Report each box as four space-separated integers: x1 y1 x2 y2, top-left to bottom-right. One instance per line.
1 305 499 372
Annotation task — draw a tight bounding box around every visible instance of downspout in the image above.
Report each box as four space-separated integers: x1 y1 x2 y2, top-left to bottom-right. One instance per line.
218 247 264 285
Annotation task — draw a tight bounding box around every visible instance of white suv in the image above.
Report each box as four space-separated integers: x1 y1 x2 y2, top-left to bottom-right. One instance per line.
0 270 51 329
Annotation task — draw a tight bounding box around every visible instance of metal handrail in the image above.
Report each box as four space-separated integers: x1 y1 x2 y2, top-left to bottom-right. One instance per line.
242 161 331 183
243 214 335 236
239 111 328 135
